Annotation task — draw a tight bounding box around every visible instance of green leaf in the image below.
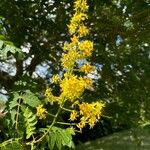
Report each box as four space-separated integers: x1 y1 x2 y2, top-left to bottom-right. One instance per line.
23 90 41 107
48 131 57 150
10 109 17 125
28 115 37 122
0 39 23 59
66 127 75 136
59 130 70 146
1 45 16 58
48 127 75 150
62 128 75 148
9 92 20 109
0 40 3 49
23 107 37 139
56 131 62 150
0 35 6 41
9 100 18 110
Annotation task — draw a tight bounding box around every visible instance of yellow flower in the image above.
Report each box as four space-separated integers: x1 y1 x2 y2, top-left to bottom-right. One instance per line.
78 25 89 36
63 42 75 51
80 63 95 74
36 105 48 119
60 74 86 100
74 0 89 12
88 117 97 128
93 102 105 119
71 12 88 24
77 121 86 130
61 50 80 69
71 35 79 44
70 111 78 121
83 77 93 90
52 74 60 83
79 102 92 117
79 40 93 56
68 23 77 35
45 88 54 100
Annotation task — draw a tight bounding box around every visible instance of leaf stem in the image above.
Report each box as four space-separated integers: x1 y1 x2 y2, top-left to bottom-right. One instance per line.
15 98 21 130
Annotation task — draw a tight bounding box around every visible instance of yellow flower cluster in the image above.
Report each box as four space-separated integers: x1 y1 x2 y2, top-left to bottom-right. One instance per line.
60 73 86 100
52 74 60 83
78 25 89 36
45 88 62 103
74 0 89 12
61 0 94 70
68 0 89 35
71 13 88 24
77 102 105 129
36 105 48 119
79 40 93 57
80 63 95 74
45 0 100 101
61 50 80 69
71 35 79 43
45 88 54 100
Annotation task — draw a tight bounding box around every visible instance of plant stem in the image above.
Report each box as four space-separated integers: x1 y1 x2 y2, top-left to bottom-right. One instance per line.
61 106 73 112
26 102 64 145
56 121 76 126
47 112 55 117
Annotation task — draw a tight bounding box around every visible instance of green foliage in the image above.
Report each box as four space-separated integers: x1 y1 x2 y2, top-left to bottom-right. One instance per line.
0 39 23 59
0 138 23 150
1 89 76 150
48 127 75 150
9 90 40 127
23 107 37 139
9 92 22 126
22 90 41 107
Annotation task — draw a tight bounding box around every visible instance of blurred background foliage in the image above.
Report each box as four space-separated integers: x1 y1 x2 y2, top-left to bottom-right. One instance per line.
76 124 150 150
0 0 150 147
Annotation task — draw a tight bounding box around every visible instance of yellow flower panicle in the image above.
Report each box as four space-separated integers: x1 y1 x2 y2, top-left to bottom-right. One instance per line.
36 105 48 119
62 0 94 70
44 0 105 131
68 0 89 35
